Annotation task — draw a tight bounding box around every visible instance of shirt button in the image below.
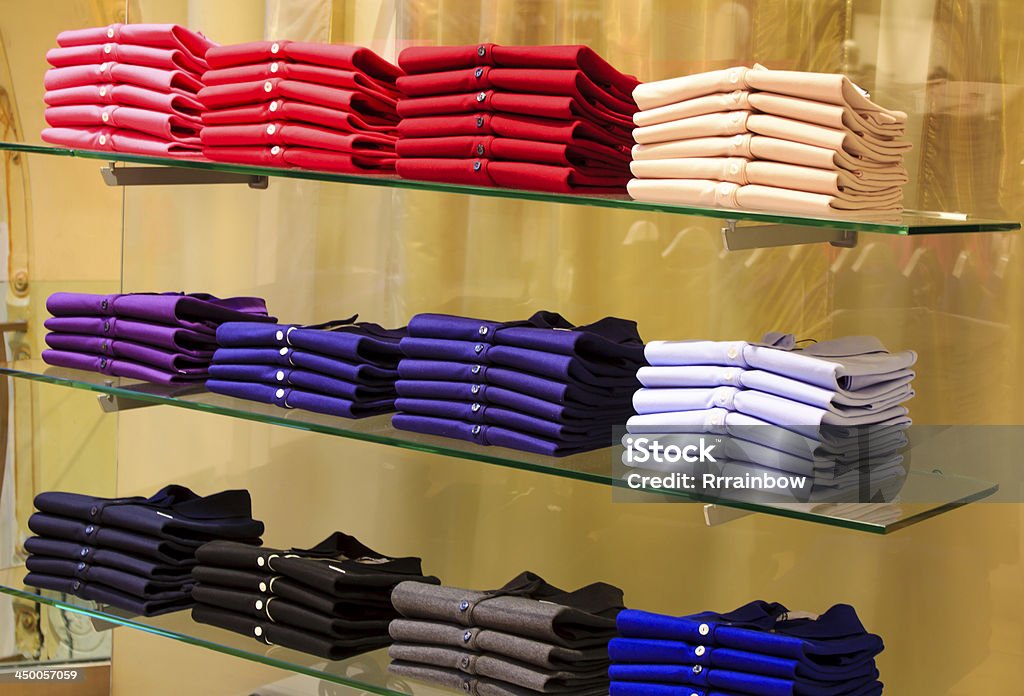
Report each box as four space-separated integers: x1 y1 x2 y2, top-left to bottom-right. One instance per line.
723 369 736 381
101 111 110 123
271 145 281 155
699 623 710 636
269 101 280 112
270 42 280 53
275 388 285 398
85 526 96 535
460 656 470 668
79 548 88 558
73 580 81 591
471 425 481 434
77 562 86 571
463 631 472 642
475 116 485 128
695 645 706 657
257 557 265 567
90 506 99 517
259 582 267 592
727 346 739 359
472 161 482 171
279 347 289 356
99 86 108 97
103 44 112 54
732 134 744 146
255 600 264 610
478 326 489 335
101 341 109 352
729 68 741 83
264 81 273 92
462 683 471 693
103 321 110 332
276 371 285 381
98 135 107 145
459 600 470 611
476 144 485 155
106 27 115 38
729 164 740 175
254 626 263 637
99 358 108 368
270 62 279 73
474 67 483 78
474 344 484 353
100 62 109 72
471 403 481 413
692 665 703 674
471 365 481 374
471 385 481 394
101 299 108 310
477 45 486 57
275 330 284 341
476 91 486 102
266 124 276 135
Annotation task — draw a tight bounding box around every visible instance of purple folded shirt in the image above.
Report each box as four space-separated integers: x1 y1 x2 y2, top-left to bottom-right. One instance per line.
45 333 211 372
392 414 611 456
395 379 634 419
215 319 406 366
46 292 274 332
206 379 396 419
24 572 193 616
45 316 218 352
207 363 395 401
42 349 207 384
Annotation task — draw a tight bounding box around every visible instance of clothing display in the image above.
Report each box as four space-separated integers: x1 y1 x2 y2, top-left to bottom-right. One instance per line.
41 291 274 384
24 486 263 616
190 531 439 659
393 44 638 192
610 602 884 695
392 311 645 456
42 24 214 156
198 41 401 173
206 317 405 418
388 571 623 696
627 64 910 217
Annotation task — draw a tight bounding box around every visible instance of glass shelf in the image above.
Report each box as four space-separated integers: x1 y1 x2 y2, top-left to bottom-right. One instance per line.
0 360 998 534
0 565 418 696
3 141 1019 235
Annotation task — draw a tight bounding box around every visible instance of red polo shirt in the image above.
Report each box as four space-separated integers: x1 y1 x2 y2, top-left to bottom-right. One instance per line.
397 113 631 148
200 123 394 155
396 135 627 169
202 146 395 173
200 100 397 133
206 41 401 84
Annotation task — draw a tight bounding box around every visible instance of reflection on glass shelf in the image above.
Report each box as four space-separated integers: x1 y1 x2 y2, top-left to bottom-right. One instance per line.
2 141 1019 235
0 566 422 696
0 361 999 534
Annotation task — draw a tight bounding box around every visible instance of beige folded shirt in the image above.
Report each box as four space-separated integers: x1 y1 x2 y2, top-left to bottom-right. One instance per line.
631 134 909 178
634 90 906 142
633 111 911 163
627 178 904 216
629 157 905 197
633 64 908 125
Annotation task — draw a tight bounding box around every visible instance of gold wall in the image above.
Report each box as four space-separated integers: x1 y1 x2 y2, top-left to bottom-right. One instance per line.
2 0 1023 693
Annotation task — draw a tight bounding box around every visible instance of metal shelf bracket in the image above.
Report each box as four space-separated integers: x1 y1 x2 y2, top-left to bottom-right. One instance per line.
703 504 754 526
722 220 858 251
100 164 269 189
96 393 158 413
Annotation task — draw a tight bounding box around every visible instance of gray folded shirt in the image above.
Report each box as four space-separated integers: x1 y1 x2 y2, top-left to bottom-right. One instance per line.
389 618 609 671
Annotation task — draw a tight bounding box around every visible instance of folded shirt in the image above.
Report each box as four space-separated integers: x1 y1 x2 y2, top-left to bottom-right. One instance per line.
398 113 632 148
200 123 395 154
206 379 395 417
25 571 193 616
47 43 207 76
202 146 396 173
194 533 440 595
45 333 211 372
390 618 610 671
203 61 400 97
631 385 912 419
41 126 201 156
56 23 215 60
198 79 398 117
44 105 200 142
24 536 195 578
632 64 907 121
609 682 883 696
397 158 628 192
215 320 406 365
202 99 397 132
397 135 629 169
33 486 264 541
392 414 611 456
397 44 639 100
26 556 194 599
191 604 390 659
28 513 209 564
608 662 880 696
390 661 610 696
44 84 205 117
46 291 273 329
42 349 205 383
389 643 609 692
44 63 203 94
391 572 623 647
44 315 216 352
397 91 634 129
207 364 394 401
206 41 401 84
211 346 398 384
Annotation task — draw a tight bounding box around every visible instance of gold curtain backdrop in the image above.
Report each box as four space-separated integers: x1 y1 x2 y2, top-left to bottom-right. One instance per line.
0 0 1021 693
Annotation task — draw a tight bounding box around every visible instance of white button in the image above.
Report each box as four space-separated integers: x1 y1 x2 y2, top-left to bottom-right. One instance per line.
101 112 110 122
254 626 263 637
264 81 273 92
98 135 107 145
717 182 733 195
275 330 284 341
271 145 281 155
276 371 284 381
100 62 109 72
255 600 264 610
257 557 265 567
710 414 723 426
699 623 710 636
275 388 285 398
279 347 288 355
730 90 742 103
269 101 279 112
729 164 740 175
723 369 736 381
731 112 742 124
258 582 267 592
99 87 108 96
695 645 706 656
103 44 112 54
270 62 279 73
729 68 741 84
266 124 276 135
106 27 115 38
270 42 280 53
727 346 739 359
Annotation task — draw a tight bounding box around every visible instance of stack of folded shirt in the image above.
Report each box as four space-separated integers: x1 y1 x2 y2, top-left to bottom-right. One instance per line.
43 23 214 156
627 64 911 217
625 333 916 479
392 311 646 456
198 41 402 172
609 601 884 696
24 485 264 617
389 571 623 696
206 318 406 418
191 532 440 659
393 44 639 192
42 291 275 384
